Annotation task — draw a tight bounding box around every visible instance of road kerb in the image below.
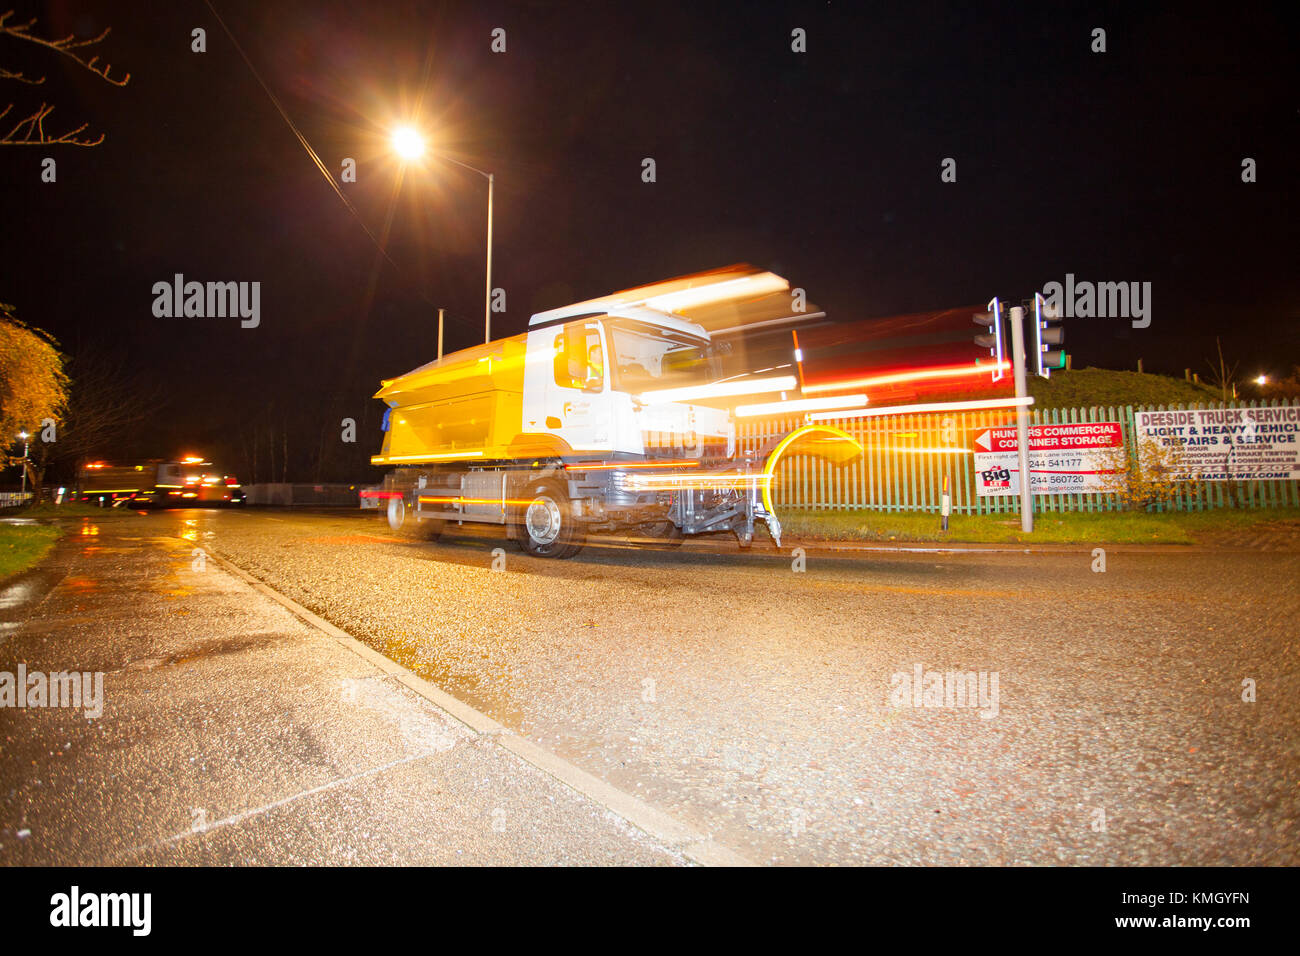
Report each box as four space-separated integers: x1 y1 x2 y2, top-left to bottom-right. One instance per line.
201 545 754 866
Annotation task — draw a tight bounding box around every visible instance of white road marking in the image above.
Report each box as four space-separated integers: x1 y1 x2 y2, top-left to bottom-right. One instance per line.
118 749 441 859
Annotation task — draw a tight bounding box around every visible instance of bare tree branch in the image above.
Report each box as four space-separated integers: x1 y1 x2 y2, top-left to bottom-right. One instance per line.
0 10 130 86
0 64 42 83
36 345 165 474
1204 336 1241 404
0 9 129 146
0 101 103 146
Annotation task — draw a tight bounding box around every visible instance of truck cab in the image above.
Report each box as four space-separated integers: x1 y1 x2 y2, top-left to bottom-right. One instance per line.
522 309 733 462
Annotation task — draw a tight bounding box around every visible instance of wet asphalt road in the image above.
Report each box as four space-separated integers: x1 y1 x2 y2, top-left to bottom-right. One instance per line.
5 506 1298 865
0 515 685 865
117 506 1298 866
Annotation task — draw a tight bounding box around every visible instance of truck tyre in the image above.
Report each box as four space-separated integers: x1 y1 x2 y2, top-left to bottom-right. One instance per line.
388 494 444 541
516 481 584 558
386 495 407 532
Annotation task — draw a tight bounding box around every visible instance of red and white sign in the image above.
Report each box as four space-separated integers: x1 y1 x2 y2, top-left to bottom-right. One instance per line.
974 422 1122 453
974 422 1123 496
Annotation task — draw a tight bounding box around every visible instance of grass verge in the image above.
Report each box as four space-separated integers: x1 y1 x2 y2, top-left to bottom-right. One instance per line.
11 501 126 519
0 523 61 579
780 506 1300 545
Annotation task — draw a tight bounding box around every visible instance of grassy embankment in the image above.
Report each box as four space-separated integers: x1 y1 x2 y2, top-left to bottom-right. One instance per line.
924 366 1231 410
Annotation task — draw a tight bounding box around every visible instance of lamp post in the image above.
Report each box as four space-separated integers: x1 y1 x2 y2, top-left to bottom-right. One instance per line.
390 127 495 344
17 429 29 498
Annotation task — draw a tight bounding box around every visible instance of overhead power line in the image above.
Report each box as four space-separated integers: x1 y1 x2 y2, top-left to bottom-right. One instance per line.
203 1 473 327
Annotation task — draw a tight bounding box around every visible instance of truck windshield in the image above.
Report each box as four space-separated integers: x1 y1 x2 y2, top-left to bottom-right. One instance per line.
607 320 713 394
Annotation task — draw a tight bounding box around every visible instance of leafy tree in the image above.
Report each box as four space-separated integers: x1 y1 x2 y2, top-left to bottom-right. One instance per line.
0 304 68 489
1098 434 1201 512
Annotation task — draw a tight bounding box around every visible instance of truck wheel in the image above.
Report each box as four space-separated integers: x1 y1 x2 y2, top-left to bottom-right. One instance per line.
516 481 584 558
388 495 443 541
386 495 407 531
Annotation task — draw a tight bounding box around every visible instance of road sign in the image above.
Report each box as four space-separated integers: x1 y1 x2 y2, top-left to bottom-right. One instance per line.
1133 407 1300 481
975 422 1123 495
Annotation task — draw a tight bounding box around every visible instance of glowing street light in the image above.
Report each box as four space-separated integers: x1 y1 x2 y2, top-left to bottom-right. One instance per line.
16 429 30 498
390 125 495 344
1255 375 1268 386
390 125 425 161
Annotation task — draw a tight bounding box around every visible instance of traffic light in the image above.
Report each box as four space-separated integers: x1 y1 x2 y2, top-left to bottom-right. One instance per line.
972 297 1005 382
1031 292 1066 378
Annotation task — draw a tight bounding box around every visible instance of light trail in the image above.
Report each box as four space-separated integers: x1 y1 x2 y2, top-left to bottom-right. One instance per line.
802 361 1011 395
808 396 1034 421
639 375 797 405
734 394 868 418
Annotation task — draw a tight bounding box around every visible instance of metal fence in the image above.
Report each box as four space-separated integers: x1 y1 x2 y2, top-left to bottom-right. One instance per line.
244 483 360 507
738 399 1300 514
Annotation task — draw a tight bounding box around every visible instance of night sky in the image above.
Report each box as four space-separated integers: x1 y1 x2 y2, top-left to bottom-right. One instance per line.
2 0 1296 480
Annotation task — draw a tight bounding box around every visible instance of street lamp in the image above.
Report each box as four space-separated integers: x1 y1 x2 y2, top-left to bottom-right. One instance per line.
391 125 425 161
16 430 29 498
390 127 495 344
1255 374 1268 386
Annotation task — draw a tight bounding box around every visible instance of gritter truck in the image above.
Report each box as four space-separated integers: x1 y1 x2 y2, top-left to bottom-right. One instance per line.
361 266 859 558
77 457 244 506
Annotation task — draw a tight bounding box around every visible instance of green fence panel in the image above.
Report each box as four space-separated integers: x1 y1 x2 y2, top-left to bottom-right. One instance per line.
749 398 1299 514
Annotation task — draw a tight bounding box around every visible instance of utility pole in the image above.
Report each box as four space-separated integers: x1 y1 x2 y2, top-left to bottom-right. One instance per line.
485 172 494 344
420 153 495 345
437 308 445 361
1008 306 1034 533
17 430 29 499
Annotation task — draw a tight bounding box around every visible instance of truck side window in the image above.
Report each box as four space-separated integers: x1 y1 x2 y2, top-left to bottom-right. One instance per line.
553 326 603 391
554 333 580 388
